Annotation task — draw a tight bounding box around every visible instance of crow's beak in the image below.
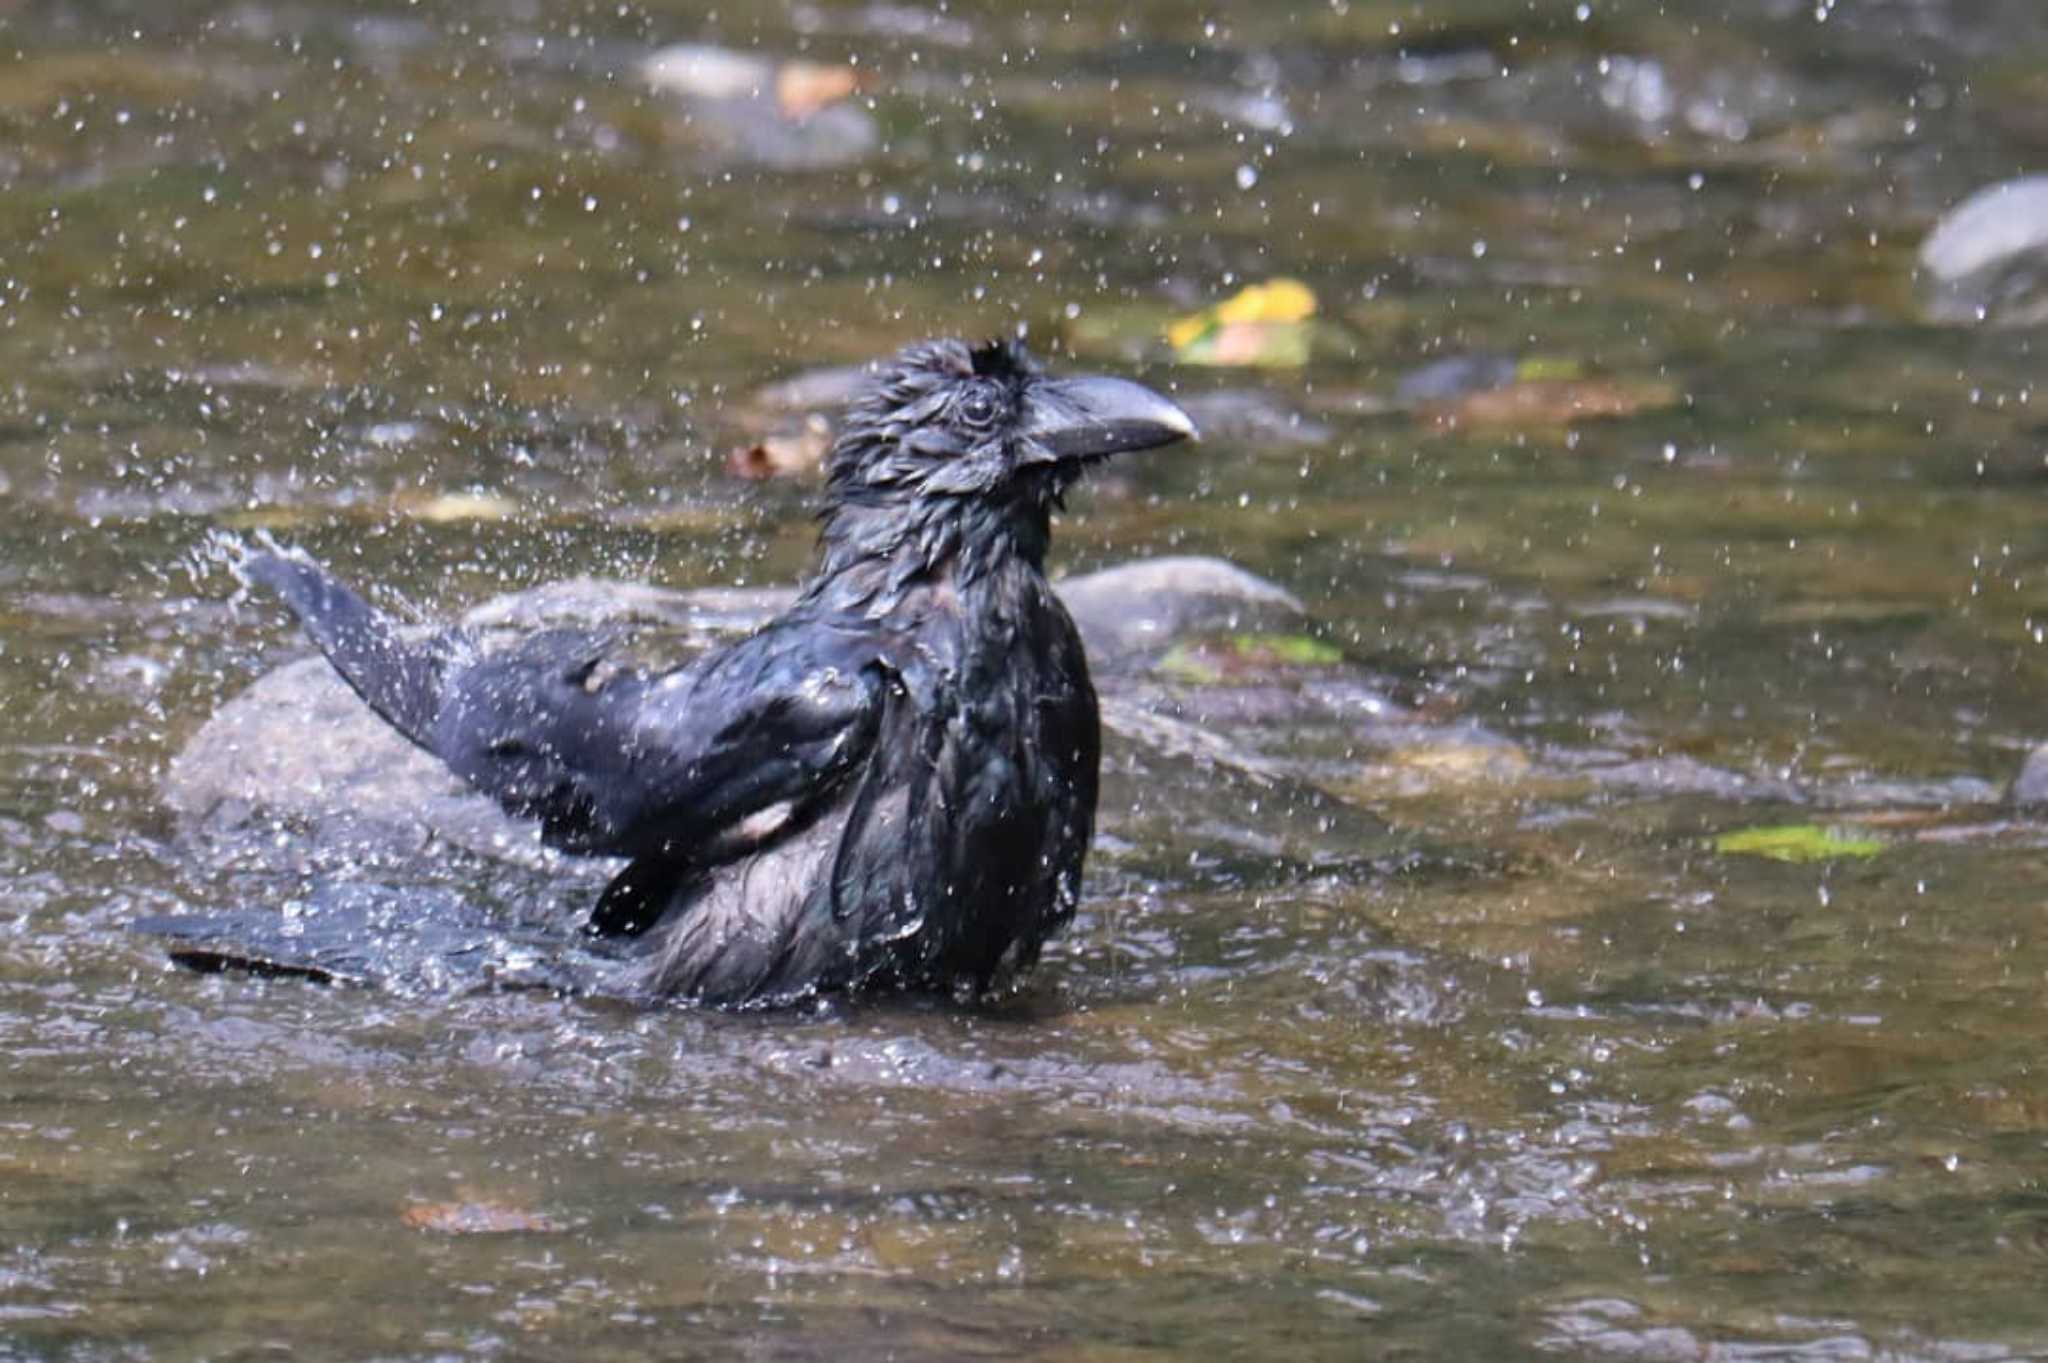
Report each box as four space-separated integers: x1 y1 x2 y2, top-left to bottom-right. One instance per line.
1018 375 1199 464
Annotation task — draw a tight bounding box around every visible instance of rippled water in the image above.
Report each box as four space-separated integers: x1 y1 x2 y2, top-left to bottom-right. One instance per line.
4 2 2047 1359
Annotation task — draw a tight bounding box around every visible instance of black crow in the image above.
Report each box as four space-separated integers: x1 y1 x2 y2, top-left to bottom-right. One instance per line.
234 338 1196 1007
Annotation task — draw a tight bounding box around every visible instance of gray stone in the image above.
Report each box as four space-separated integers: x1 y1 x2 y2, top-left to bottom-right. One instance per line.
2009 745 2048 809
1918 176 2048 324
1056 555 1304 662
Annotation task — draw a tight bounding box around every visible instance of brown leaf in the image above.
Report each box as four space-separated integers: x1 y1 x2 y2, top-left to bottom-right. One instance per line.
727 414 835 479
776 61 858 119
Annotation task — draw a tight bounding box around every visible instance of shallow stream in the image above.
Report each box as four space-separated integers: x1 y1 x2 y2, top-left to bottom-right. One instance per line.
3 2 2047 1358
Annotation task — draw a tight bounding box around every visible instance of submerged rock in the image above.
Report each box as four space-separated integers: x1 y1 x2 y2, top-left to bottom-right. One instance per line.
1918 176 2048 324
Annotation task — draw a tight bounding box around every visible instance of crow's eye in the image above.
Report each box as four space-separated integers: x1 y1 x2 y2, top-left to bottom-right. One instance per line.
958 387 1000 428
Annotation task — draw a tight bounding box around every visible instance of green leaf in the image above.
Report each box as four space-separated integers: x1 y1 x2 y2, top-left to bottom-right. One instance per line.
1232 633 1344 665
1712 824 1885 863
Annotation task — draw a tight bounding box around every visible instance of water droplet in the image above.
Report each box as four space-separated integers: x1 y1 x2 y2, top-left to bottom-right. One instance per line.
1234 164 1259 190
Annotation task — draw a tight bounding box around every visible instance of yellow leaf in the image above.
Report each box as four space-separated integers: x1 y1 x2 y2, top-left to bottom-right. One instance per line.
1165 279 1319 367
1214 278 1317 325
1164 313 1213 352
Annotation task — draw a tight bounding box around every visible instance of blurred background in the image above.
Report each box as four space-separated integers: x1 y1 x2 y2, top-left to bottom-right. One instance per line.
3 1 2047 1359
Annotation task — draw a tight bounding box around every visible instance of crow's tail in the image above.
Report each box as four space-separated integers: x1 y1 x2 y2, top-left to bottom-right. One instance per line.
236 547 465 751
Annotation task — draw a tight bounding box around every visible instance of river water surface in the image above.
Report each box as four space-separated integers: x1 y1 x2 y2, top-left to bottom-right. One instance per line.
3 2 2047 1359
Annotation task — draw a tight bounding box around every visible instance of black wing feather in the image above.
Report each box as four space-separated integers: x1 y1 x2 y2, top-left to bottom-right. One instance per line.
246 551 884 865
239 550 466 747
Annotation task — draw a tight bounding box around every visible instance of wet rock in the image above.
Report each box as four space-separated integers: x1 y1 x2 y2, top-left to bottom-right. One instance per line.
1918 176 2048 325
2009 745 2048 809
1056 557 1304 664
163 653 571 872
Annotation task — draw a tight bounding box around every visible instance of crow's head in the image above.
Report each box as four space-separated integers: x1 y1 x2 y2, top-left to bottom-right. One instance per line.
824 339 1196 509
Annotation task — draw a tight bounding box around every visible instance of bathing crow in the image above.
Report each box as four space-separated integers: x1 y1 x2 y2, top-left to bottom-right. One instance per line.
235 339 1196 1007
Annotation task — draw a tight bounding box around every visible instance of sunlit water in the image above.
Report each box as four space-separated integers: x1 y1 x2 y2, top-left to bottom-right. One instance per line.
3 2 2047 1359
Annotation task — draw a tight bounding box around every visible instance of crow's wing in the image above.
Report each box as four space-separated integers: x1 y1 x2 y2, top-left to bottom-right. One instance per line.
241 550 888 862
432 621 885 859
237 549 467 744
